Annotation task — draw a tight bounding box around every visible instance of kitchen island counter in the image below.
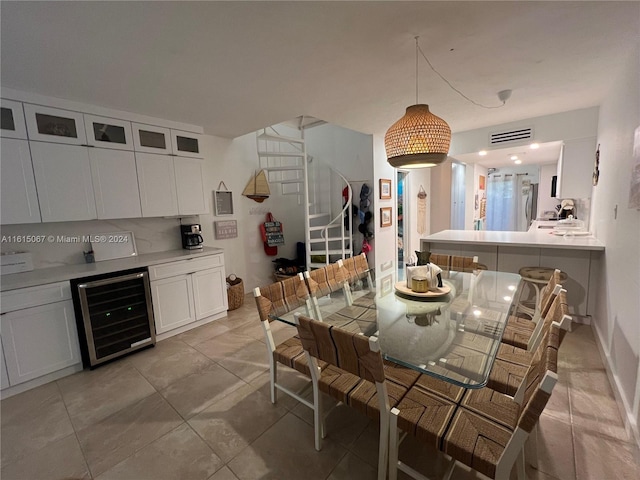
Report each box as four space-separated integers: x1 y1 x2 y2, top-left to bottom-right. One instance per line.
421 230 603 316
422 229 604 251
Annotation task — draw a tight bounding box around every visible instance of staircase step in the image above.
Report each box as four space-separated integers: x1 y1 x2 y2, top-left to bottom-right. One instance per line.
310 249 353 255
275 178 303 185
282 190 302 196
308 213 330 219
257 132 305 144
309 262 329 269
309 224 341 231
263 166 304 172
308 237 350 243
258 151 304 158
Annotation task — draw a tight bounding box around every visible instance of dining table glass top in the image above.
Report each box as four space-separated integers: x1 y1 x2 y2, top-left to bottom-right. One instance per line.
270 269 522 389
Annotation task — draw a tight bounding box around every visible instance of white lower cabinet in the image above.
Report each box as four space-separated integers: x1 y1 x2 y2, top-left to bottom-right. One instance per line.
192 267 228 319
1 340 10 390
150 274 196 334
0 282 81 387
149 254 227 336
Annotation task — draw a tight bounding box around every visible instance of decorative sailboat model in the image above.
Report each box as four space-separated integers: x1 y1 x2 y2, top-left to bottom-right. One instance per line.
242 169 270 203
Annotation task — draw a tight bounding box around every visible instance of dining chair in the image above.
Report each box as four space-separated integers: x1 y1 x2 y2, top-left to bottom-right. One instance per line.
489 289 569 396
304 263 350 320
389 323 560 480
338 253 375 308
293 313 424 480
502 270 564 350
513 267 568 320
253 273 326 450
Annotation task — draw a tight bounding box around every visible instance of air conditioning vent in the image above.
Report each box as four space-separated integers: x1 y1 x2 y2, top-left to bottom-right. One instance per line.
489 127 533 145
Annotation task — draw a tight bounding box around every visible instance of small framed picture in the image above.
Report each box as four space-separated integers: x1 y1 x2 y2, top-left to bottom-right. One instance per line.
379 178 392 200
380 207 392 227
214 191 234 216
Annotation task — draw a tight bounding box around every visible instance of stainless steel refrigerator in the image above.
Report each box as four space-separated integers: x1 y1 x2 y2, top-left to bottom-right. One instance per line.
518 179 538 231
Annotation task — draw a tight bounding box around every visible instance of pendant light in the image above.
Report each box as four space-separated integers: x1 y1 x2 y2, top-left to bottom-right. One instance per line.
385 37 451 168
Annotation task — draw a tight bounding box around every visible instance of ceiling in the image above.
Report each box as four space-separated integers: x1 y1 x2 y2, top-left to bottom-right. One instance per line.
454 140 563 168
1 1 638 139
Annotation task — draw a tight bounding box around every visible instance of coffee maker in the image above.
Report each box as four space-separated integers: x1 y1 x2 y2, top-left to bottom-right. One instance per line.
181 224 204 250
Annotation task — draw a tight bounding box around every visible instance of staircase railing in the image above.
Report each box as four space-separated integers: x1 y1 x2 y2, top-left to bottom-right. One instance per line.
318 168 352 264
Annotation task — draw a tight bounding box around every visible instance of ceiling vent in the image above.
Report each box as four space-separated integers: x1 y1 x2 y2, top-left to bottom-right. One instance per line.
489 127 533 145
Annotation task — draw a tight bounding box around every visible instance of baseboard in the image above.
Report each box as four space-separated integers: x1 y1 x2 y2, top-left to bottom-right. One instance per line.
1 363 83 400
156 311 227 342
591 322 640 448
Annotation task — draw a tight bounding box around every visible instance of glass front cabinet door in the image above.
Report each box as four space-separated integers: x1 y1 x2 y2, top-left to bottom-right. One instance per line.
132 123 172 155
170 130 203 158
0 99 28 140
23 104 87 145
84 114 134 150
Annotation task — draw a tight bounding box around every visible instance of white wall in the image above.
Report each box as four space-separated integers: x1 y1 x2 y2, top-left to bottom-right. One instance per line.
199 131 306 292
449 107 599 156
372 134 397 282
589 41 640 443
429 159 453 233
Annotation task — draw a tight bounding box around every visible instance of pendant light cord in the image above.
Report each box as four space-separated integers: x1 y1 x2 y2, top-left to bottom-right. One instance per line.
415 37 506 109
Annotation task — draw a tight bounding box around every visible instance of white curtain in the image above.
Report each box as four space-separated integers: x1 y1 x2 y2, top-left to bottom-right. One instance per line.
486 174 518 231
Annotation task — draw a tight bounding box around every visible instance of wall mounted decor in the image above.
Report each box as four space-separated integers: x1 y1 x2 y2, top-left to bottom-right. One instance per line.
592 144 600 187
379 178 392 199
214 181 234 216
214 220 238 239
380 207 392 227
629 127 640 209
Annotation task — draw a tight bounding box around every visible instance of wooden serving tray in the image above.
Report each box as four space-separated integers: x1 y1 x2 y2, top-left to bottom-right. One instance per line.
394 282 451 298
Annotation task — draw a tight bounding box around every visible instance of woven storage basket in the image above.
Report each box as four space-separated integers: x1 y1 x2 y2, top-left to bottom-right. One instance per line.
226 275 244 310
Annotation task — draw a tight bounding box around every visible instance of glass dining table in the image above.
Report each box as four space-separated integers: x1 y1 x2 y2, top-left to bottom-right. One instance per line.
271 269 522 389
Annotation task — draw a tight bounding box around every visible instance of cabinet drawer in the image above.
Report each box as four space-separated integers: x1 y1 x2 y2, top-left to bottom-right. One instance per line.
148 254 223 280
1 281 71 314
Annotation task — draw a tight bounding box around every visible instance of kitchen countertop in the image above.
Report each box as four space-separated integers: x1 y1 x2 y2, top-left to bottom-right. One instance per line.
0 247 224 292
422 229 605 251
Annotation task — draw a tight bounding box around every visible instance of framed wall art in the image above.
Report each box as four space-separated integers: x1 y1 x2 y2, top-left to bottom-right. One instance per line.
214 181 234 216
379 178 392 199
380 207 392 227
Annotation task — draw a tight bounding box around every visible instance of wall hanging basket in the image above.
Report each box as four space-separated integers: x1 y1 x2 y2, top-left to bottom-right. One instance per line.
226 274 244 311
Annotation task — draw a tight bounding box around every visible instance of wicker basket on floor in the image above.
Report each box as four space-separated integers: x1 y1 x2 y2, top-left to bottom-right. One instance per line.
227 275 244 310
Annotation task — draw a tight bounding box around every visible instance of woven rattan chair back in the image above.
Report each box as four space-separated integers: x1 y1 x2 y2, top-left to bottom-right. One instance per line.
296 314 385 383
253 273 310 323
428 254 451 270
449 255 480 273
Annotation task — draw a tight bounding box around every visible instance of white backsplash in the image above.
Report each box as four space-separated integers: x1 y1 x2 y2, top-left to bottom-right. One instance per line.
1 217 195 269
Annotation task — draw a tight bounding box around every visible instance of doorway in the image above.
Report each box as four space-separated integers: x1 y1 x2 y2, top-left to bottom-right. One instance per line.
397 171 408 280
451 162 466 230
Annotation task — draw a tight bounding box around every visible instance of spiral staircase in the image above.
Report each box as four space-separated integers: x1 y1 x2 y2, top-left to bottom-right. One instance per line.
256 122 353 269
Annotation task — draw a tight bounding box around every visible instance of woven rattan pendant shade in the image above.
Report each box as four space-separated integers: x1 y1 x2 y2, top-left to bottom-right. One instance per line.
385 104 451 168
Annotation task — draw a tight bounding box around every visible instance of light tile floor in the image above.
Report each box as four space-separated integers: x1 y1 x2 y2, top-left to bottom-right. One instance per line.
2 296 639 480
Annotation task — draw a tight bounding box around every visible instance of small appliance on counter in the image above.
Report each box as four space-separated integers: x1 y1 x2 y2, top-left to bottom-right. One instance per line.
552 215 589 236
558 199 576 220
181 224 204 250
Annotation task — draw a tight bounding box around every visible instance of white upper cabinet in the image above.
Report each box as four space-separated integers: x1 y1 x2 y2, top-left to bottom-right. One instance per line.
0 138 41 224
23 104 87 145
175 158 209 215
170 130 203 158
0 99 28 139
30 142 97 222
132 123 172 155
84 114 134 150
89 149 142 219
136 152 179 217
556 136 596 199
